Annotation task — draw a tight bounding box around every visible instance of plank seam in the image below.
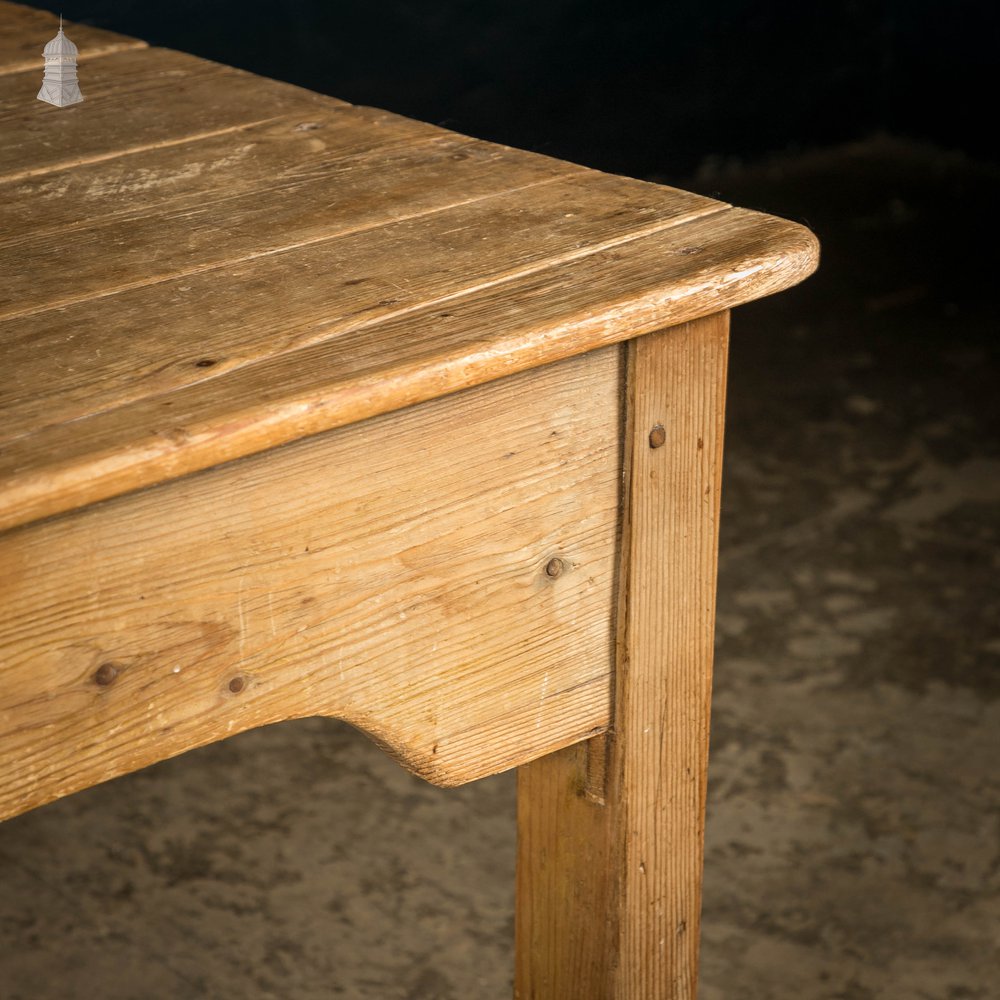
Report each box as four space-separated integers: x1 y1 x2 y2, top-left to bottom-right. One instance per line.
0 40 148 79
0 129 448 249
0 112 325 187
0 170 596 324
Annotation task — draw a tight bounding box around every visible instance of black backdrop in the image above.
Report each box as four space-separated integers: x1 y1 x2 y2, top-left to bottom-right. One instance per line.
20 0 999 177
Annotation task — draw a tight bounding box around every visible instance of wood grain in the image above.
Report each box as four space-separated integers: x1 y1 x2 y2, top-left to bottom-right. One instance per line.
0 207 815 533
516 312 729 999
0 105 440 247
0 1 146 76
0 46 340 183
0 169 711 438
0 133 578 321
516 739 615 996
0 345 621 822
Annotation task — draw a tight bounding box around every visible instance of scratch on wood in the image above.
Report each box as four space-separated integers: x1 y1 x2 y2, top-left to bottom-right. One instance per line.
535 672 550 730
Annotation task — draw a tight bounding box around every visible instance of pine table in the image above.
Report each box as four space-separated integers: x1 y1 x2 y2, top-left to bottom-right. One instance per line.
0 4 819 996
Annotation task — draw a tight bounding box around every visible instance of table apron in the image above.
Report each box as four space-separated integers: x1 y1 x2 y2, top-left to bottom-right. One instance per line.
0 345 623 821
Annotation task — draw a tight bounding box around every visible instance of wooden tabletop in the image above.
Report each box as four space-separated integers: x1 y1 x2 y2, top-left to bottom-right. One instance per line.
0 2 818 533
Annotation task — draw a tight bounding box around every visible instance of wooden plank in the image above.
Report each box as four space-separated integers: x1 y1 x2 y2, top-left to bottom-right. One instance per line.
0 344 621 822
0 171 714 438
0 207 816 533
0 133 587 322
516 312 729 999
0 2 146 76
0 46 342 182
0 105 442 245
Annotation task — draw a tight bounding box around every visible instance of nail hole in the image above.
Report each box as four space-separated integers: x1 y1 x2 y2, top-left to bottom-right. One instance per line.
94 662 118 686
648 424 666 449
228 676 245 693
545 557 564 579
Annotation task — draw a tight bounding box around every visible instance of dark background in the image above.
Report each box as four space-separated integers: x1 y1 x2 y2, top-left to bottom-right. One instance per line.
20 0 1000 178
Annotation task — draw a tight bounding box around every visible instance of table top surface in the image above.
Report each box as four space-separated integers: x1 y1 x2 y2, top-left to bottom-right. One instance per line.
0 2 818 533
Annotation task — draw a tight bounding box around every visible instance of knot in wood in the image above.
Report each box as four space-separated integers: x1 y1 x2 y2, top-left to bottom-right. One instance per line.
648 424 666 449
94 662 118 686
544 557 564 579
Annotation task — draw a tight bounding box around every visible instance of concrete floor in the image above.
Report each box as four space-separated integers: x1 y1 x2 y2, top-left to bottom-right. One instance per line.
1 137 997 999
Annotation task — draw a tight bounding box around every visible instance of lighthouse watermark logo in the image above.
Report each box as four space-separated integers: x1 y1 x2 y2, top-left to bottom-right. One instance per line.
38 16 83 108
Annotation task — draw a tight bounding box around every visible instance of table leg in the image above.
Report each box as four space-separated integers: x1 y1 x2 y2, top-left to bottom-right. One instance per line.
515 311 730 999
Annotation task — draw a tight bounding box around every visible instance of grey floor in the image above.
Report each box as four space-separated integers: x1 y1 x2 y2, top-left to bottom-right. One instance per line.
1 138 997 999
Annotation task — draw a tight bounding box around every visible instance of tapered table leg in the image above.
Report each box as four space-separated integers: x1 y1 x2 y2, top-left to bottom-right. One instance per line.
516 311 730 999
